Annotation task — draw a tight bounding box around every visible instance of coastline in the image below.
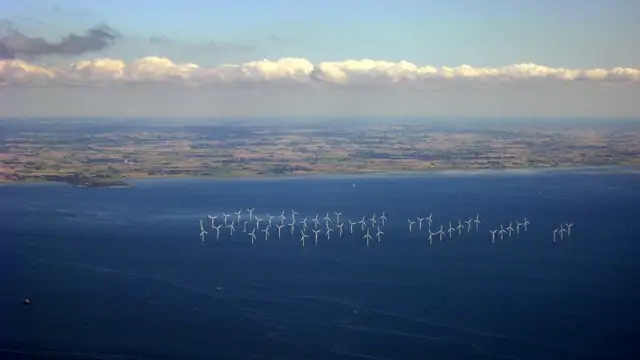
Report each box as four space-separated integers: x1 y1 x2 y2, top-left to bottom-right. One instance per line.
1 164 638 187
4 117 638 188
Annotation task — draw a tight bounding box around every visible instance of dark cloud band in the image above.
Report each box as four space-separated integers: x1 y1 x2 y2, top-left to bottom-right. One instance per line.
0 24 119 59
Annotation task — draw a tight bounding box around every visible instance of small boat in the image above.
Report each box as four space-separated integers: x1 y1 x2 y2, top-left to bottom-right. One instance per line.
23 298 31 305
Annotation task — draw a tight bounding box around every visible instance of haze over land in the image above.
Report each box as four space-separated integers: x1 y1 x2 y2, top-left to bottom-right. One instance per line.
1 118 639 185
1 0 639 117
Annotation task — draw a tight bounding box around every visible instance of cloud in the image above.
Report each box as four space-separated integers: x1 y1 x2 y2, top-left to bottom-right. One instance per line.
1 56 639 87
0 58 58 86
0 24 119 59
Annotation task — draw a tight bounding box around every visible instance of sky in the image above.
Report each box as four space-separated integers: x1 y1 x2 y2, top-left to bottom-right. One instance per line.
1 0 639 118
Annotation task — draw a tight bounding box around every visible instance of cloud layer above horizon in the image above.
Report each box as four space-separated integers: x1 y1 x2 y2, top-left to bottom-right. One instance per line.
2 56 640 87
2 56 639 118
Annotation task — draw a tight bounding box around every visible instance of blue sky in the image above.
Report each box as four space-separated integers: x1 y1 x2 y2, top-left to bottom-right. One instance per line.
1 0 639 117
3 0 639 67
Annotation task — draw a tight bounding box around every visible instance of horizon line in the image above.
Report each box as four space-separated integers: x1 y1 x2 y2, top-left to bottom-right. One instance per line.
2 116 640 121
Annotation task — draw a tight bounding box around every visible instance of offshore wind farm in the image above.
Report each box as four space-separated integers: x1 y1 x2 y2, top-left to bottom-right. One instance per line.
197 208 566 248
3 168 640 360
2 0 640 359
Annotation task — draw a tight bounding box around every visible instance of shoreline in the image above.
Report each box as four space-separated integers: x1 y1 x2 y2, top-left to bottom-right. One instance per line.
1 164 638 186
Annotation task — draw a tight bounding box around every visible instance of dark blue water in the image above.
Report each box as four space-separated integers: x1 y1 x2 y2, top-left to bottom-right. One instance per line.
2 170 640 359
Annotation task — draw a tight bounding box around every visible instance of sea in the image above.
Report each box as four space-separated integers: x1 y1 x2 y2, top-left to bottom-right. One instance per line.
2 168 639 360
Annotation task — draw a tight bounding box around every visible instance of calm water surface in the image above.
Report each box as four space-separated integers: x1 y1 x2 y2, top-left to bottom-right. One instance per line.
1 170 639 359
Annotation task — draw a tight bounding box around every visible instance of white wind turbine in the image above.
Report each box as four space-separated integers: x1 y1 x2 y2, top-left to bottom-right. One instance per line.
363 229 373 246
325 227 335 240
234 209 242 224
288 219 296 235
379 212 388 226
408 218 416 233
213 225 222 240
199 220 207 242
375 227 384 242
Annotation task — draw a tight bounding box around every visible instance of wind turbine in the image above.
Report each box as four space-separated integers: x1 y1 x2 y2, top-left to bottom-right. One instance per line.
417 217 425 231
498 224 506 240
227 221 235 236
553 228 558 243
447 221 455 238
289 220 296 235
312 229 320 244
337 223 345 238
358 216 366 231
262 228 270 241
278 210 286 224
325 227 334 240
474 214 481 231
243 220 249 233
523 216 530 232
248 228 257 244
300 216 308 231
234 209 242 224
465 219 472 233
335 212 343 224
437 225 445 241
565 223 574 237
213 225 222 240
348 220 356 234
428 231 434 245
559 224 566 240
312 214 320 229
255 217 262 230
199 220 208 242
247 208 255 222
300 232 308 247
426 213 433 229
291 209 299 223
267 214 275 228
207 215 217 228
515 221 522 235
408 218 416 233
456 220 464 235
506 222 514 237
275 224 284 239
323 212 332 225
222 213 230 226
375 227 384 242
379 212 388 226
490 229 497 244
363 229 373 246
369 213 377 227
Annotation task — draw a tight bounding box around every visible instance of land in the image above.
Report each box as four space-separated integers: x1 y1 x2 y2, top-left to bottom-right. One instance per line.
1 118 639 186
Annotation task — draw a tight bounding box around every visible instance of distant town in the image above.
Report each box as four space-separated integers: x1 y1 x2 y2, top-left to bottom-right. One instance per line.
1 118 639 186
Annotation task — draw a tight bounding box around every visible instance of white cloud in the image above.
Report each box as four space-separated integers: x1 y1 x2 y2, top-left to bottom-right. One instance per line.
0 59 58 86
72 58 126 80
1 56 639 87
